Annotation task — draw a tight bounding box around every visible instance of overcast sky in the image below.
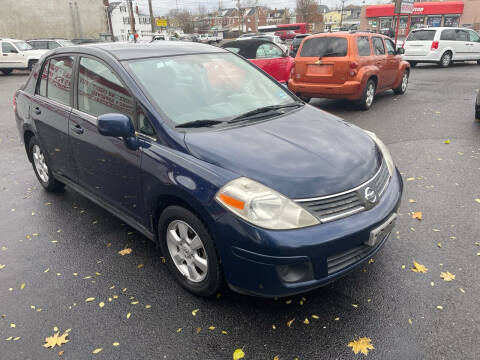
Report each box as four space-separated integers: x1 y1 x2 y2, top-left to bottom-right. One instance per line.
136 0 391 16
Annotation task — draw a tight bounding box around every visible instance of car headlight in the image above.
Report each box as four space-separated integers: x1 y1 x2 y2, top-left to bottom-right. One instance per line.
215 177 320 230
364 130 395 176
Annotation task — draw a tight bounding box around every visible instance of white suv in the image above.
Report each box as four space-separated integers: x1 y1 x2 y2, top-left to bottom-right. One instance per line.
403 27 480 68
0 38 48 75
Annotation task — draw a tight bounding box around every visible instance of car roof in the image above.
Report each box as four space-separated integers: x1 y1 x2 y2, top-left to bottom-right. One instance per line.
51 41 228 61
308 32 385 38
410 27 468 31
27 39 68 41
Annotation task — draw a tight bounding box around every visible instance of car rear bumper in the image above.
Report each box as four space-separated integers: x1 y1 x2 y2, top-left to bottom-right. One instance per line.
214 168 403 297
403 51 442 62
288 79 362 100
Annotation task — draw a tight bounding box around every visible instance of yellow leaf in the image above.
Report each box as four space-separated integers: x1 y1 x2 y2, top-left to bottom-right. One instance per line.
475 199 480 204
85 297 95 302
348 337 375 355
118 248 132 256
99 302 105 308
440 271 455 281
145 304 152 309
274 356 279 360
444 139 450 144
10 323 15 328
437 243 442 248
136 264 144 269
192 309 199 316
176 328 182 333
459 288 465 293
20 283 26 289
222 330 228 335
303 318 309 325
233 348 245 360
352 304 358 308
272 324 276 330
411 261 428 273
58 350 64 356
126 312 131 319
131 301 139 305
43 330 69 348
285 299 292 304
5 336 13 341
92 348 103 354
208 326 215 331
412 212 422 220
334 317 340 321
53 326 58 332
408 318 412 325
408 199 416 203
406 177 415 181
311 314 319 319
436 305 443 310
113 342 120 346
287 319 295 327
0 264 5 270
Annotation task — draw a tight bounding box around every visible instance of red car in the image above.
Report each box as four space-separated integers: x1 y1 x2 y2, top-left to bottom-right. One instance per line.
275 30 296 41
222 39 295 84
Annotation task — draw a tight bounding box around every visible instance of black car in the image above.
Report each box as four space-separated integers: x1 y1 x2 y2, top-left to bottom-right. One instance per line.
289 34 311 57
476 89 480 120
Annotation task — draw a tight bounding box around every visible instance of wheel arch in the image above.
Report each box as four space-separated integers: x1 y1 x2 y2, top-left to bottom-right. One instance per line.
23 129 35 162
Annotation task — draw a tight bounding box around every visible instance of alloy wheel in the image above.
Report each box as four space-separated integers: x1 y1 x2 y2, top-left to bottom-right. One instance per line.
442 53 451 67
401 73 408 92
366 83 375 107
32 145 49 183
166 220 208 282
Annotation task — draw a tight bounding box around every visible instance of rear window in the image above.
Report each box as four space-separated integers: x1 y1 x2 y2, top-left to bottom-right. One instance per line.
300 37 347 57
406 30 436 41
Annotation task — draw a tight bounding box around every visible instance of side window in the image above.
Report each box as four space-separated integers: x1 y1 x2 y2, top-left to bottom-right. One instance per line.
28 41 37 49
440 29 455 40
455 30 468 41
137 104 156 137
372 37 385 55
36 41 48 49
38 60 49 97
49 41 61 49
469 31 480 42
357 36 371 56
256 43 283 59
47 56 74 106
2 42 17 53
78 57 134 120
385 39 396 55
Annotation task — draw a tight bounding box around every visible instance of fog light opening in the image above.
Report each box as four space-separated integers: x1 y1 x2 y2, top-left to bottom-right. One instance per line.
277 262 314 283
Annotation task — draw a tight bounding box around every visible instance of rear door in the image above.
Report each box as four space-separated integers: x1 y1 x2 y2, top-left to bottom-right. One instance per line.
251 43 289 82
384 38 400 87
1 41 22 68
404 29 437 56
295 36 349 85
467 30 480 60
372 36 389 89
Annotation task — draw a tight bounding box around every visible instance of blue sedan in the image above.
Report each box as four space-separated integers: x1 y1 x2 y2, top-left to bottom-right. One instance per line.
14 42 402 297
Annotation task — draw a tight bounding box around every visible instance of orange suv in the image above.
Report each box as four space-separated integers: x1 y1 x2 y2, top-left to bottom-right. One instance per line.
288 32 410 110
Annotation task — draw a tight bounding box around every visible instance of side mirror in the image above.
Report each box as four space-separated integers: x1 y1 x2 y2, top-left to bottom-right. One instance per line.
396 47 405 55
97 113 139 149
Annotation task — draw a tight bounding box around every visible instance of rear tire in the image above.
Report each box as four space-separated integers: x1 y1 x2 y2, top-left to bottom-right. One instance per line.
477 59 480 65
439 52 452 68
0 69 13 75
408 61 417 67
357 79 376 111
28 136 65 192
393 70 409 95
158 205 224 297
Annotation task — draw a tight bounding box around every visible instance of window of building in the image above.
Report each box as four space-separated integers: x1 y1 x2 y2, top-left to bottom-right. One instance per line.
444 15 460 27
356 36 371 56
426 16 441 27
77 57 134 119
46 56 74 106
372 37 385 55
410 16 424 29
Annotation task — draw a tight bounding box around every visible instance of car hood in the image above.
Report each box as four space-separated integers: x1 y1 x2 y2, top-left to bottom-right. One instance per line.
184 105 381 199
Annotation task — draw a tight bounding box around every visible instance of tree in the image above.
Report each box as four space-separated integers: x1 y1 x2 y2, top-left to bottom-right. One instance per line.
296 0 321 24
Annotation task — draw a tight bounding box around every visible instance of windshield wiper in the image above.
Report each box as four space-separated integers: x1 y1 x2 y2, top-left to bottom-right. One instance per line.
176 119 226 128
318 51 344 59
228 102 304 123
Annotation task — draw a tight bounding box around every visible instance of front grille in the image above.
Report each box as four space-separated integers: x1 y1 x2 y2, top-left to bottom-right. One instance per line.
326 230 390 274
296 160 390 223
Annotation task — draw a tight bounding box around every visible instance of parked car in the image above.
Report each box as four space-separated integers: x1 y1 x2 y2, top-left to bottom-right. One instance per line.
403 27 480 68
222 39 294 84
14 42 402 297
289 33 311 57
252 34 288 53
27 39 75 50
151 34 170 42
476 89 480 120
275 30 296 41
0 38 47 75
237 33 258 40
288 32 410 110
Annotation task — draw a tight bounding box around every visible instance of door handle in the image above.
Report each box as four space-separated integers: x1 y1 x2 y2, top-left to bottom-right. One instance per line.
71 124 84 135
33 106 41 115
3 54 8 56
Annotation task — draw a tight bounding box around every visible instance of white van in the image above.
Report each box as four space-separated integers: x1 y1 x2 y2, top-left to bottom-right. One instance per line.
403 27 480 68
0 38 48 75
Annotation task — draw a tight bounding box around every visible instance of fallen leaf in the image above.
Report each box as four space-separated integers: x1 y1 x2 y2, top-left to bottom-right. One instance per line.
58 350 64 356
145 304 152 309
437 305 443 310
285 299 292 304
406 177 415 181
10 323 15 328
287 319 295 327
20 283 26 290
311 315 319 319
475 199 480 204
303 318 310 325
99 302 105 308
440 271 455 281
348 337 374 355
113 342 120 346
43 330 70 348
274 356 279 360
437 243 442 248
5 336 13 341
408 199 416 203
92 348 103 354
352 304 358 308
272 324 276 330
118 248 132 256
192 309 199 316
208 326 215 331
233 349 245 360
136 264 144 269
334 317 340 321
85 297 95 302
0 264 5 270
176 328 182 333
222 330 228 335
126 313 131 319
408 318 412 325
444 139 450 144
411 261 428 273
412 212 422 220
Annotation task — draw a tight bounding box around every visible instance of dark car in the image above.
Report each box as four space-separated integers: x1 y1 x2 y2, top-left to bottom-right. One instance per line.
14 42 403 297
289 33 311 57
476 90 480 120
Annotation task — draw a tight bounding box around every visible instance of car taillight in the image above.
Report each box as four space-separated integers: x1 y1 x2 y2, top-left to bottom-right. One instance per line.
13 94 16 113
349 62 358 69
290 63 296 78
431 41 439 50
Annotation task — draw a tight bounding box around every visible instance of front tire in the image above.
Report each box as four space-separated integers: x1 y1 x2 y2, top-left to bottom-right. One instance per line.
408 61 417 68
393 70 409 95
439 52 452 68
158 205 224 297
357 79 376 110
28 136 64 192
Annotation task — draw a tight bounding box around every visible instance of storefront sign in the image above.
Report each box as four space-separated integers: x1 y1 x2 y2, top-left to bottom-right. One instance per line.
156 18 168 27
395 0 414 14
366 1 463 18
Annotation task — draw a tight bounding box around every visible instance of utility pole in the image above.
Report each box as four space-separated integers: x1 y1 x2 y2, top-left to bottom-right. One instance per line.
148 0 155 34
127 0 136 42
339 0 345 28
103 0 114 41
255 0 258 32
237 0 241 34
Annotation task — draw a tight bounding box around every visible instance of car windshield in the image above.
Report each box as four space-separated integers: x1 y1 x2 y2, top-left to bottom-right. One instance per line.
406 30 436 41
57 40 75 47
127 53 296 127
13 41 33 51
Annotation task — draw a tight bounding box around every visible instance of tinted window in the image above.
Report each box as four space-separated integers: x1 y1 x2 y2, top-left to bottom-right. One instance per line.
256 43 283 59
78 57 134 119
455 30 468 41
356 36 371 56
38 60 49 97
2 42 17 53
469 31 480 42
407 30 436 41
440 29 455 40
300 37 347 57
293 37 305 47
47 56 74 106
372 37 385 55
385 39 396 55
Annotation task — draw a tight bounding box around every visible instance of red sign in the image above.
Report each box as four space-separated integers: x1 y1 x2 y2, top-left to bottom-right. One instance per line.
366 1 464 17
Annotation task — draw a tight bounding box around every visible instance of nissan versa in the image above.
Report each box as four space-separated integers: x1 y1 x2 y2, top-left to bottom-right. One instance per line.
14 42 403 297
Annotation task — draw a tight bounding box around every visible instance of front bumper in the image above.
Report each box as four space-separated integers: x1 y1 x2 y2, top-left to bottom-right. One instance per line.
214 168 403 297
288 79 362 100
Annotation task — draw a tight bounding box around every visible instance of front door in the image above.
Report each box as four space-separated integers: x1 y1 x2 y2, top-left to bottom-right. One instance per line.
384 38 400 88
31 55 77 181
372 37 388 89
69 55 143 223
453 29 470 60
1 41 22 68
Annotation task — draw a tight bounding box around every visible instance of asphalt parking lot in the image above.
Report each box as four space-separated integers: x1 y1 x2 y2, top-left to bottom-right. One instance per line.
1 63 479 360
